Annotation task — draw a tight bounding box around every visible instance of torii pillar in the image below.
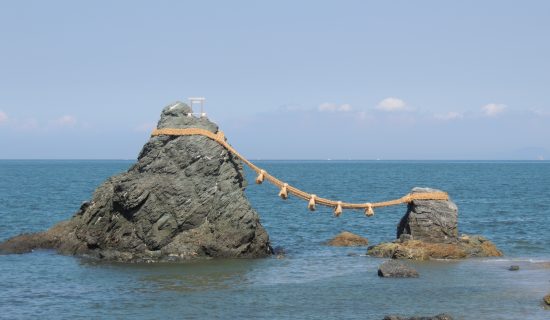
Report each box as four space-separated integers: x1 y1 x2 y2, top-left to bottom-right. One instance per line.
188 97 206 117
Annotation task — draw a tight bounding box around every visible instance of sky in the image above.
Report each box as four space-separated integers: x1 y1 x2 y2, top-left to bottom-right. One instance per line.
0 0 549 160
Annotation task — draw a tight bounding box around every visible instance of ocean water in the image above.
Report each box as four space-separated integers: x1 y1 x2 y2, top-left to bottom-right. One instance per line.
0 160 549 319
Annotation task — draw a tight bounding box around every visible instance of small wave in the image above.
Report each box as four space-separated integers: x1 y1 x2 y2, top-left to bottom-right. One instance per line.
476 257 550 264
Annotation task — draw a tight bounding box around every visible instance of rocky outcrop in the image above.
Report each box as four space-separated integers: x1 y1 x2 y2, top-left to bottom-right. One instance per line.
397 188 457 243
368 188 502 260
0 102 272 262
377 260 419 278
383 314 453 320
327 231 369 247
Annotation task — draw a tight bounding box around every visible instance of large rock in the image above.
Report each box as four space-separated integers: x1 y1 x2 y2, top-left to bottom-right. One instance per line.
327 231 369 247
368 187 502 260
397 187 457 243
0 102 272 262
377 260 419 278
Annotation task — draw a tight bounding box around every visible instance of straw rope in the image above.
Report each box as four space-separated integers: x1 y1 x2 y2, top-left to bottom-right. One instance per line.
151 128 449 217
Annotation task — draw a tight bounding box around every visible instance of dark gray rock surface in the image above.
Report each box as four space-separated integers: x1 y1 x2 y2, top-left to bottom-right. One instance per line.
397 187 458 243
369 187 502 260
378 260 419 278
383 314 453 320
0 102 272 262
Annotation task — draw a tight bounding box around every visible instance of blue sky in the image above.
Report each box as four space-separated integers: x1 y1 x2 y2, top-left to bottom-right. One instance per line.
0 0 549 160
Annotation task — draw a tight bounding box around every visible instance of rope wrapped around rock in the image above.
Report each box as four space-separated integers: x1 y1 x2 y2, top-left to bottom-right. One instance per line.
151 128 449 217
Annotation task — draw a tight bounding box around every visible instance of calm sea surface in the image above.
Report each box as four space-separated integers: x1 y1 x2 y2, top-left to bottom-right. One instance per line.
0 160 549 319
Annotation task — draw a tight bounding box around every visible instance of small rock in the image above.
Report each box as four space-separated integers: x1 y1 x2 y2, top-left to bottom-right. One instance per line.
544 293 550 306
327 231 369 247
273 246 286 259
397 187 458 243
347 252 359 257
508 265 520 271
368 235 502 260
383 314 453 320
378 260 419 278
369 187 502 260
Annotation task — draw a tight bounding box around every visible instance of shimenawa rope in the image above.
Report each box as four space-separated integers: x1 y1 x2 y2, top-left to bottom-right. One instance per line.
151 128 449 217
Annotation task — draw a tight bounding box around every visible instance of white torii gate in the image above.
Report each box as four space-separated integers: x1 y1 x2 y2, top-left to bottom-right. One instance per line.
188 97 206 117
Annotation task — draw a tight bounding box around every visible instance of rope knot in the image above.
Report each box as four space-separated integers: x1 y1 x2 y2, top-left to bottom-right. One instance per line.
308 194 317 211
364 203 374 217
333 201 343 217
255 170 266 184
279 183 289 200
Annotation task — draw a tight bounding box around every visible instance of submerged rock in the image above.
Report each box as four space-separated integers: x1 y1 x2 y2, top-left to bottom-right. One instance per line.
368 188 502 260
0 102 272 262
508 265 520 271
383 314 453 320
368 236 502 260
327 231 369 247
377 260 419 278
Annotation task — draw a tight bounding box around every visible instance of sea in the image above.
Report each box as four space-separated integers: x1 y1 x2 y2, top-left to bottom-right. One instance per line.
0 160 549 319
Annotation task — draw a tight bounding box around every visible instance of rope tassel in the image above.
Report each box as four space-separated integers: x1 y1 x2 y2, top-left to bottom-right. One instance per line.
279 183 288 200
365 203 374 217
308 195 317 211
333 201 343 217
255 170 266 184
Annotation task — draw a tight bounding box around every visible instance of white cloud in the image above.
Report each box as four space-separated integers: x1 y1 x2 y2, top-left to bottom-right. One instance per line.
434 111 463 121
56 115 77 127
481 103 507 117
376 97 406 112
318 102 352 112
0 111 7 124
19 118 39 131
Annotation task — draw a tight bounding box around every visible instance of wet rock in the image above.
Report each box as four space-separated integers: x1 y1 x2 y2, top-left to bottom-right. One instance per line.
397 187 457 243
368 187 502 260
544 294 550 307
0 102 272 262
368 235 502 260
272 246 286 259
508 265 520 271
378 260 419 278
383 314 453 320
327 231 369 247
